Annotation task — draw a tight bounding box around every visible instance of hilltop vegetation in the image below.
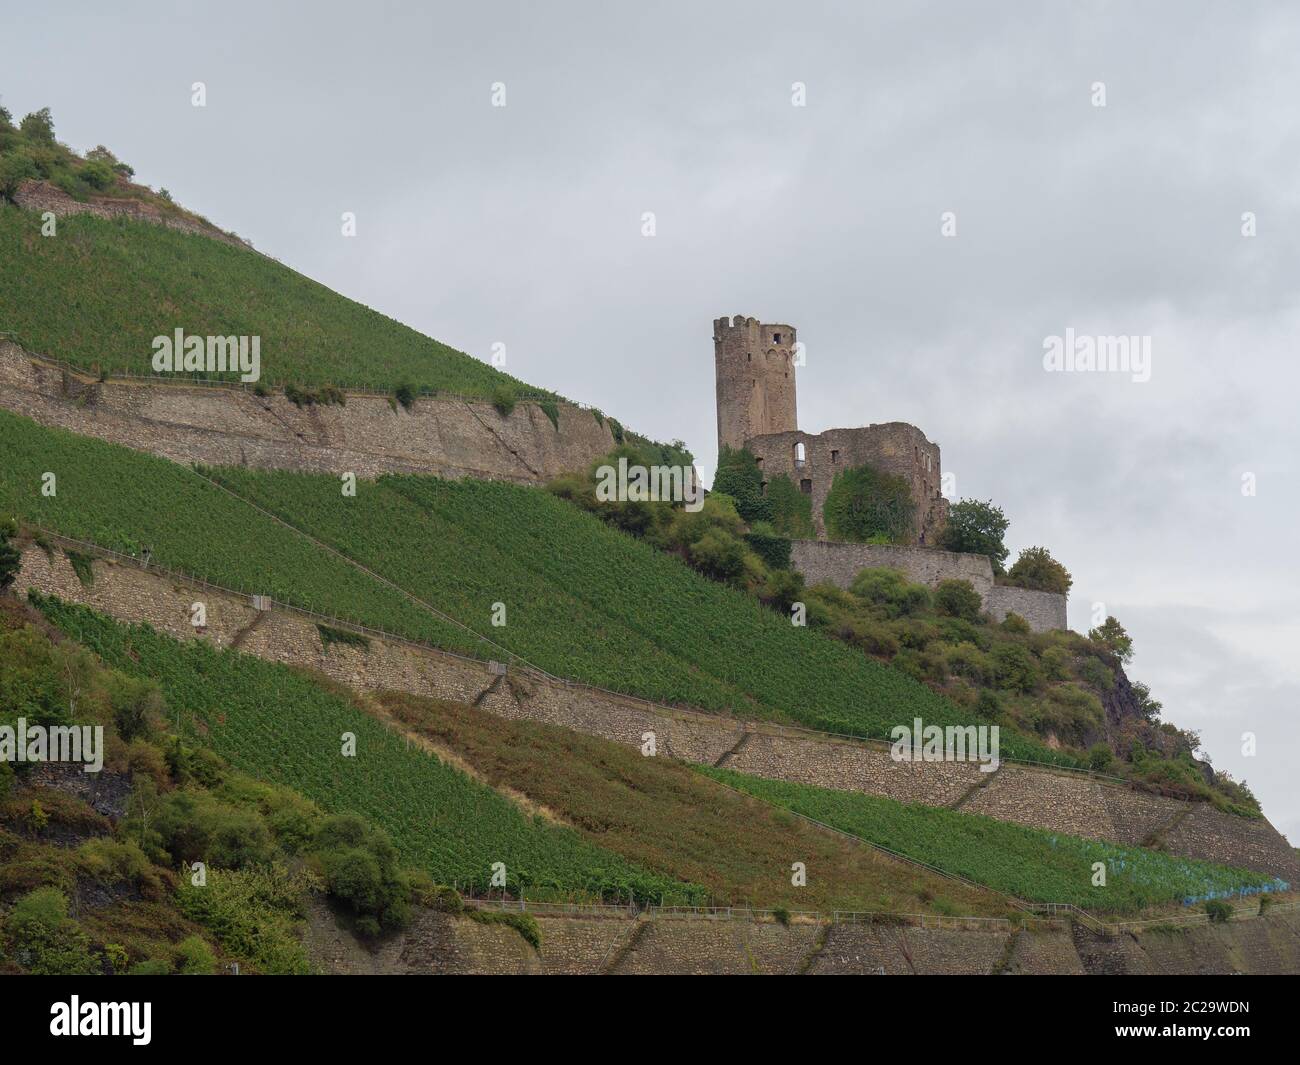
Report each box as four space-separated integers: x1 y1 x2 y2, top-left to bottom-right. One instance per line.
702 768 1281 912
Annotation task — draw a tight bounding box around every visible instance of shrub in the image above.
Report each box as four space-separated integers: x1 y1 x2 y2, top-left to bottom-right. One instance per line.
1000 612 1031 635
152 791 273 870
823 464 915 544
128 958 172 975
933 579 982 622
1006 547 1072 595
1040 645 1070 681
849 568 930 618
689 528 752 587
946 642 994 685
489 385 516 416
993 643 1042 694
744 522 791 569
1087 743 1115 772
4 887 98 975
394 382 416 410
309 814 411 934
108 673 165 741
937 499 1009 572
1204 899 1232 923
758 568 804 614
538 399 560 430
175 935 217 975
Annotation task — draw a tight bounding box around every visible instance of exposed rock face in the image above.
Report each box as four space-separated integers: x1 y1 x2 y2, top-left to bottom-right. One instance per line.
0 342 617 486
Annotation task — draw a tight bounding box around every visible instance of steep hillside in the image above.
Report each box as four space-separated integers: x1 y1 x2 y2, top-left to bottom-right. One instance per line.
0 204 553 402
0 407 1064 763
378 690 1280 914
701 768 1282 912
32 595 691 904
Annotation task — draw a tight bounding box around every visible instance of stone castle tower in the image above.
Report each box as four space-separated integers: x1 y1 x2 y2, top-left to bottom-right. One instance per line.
713 315 798 453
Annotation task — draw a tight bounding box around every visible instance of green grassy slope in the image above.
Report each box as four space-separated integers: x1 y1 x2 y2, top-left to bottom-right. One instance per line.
33 594 696 904
209 466 1069 761
0 408 1062 761
0 204 552 400
376 689 1005 915
701 767 1284 912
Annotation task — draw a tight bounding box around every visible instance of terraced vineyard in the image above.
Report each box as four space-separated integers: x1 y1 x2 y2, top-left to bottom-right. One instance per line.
0 205 553 400
0 408 1061 760
208 467 1067 761
702 768 1284 912
34 594 697 904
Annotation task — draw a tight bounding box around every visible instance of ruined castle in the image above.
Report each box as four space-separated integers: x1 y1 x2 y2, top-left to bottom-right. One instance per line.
714 315 948 543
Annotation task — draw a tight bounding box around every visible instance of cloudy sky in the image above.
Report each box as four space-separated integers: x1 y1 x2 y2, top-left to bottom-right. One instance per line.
6 0 1298 839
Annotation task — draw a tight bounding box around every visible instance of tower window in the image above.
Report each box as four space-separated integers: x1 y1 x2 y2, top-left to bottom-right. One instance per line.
794 441 806 468
773 332 782 343
831 449 839 463
800 479 812 494
747 353 751 362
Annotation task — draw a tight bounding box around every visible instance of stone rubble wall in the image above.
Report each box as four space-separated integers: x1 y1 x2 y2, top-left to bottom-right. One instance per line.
0 342 616 486
789 538 1068 633
13 544 1298 885
12 180 251 249
303 906 1300 975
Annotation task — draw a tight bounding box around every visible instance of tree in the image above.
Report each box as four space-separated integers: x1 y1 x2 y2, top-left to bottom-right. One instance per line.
19 107 55 143
1088 615 1133 663
1006 546 1072 595
937 499 1010 572
823 464 915 544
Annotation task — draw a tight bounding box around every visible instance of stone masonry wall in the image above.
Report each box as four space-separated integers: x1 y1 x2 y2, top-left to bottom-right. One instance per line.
790 538 1070 635
304 905 1300 974
0 342 616 486
13 544 1297 884
748 422 947 542
13 180 251 249
987 584 1068 631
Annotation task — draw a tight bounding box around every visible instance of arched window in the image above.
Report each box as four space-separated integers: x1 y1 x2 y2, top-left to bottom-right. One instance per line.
794 441 806 468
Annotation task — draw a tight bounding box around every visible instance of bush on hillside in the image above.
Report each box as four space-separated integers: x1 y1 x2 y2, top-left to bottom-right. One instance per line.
933 579 982 622
3 887 98 975
849 568 931 618
309 814 411 936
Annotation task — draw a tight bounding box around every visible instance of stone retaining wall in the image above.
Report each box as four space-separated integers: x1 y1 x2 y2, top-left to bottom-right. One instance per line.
303 906 1300 974
0 342 616 486
14 544 1298 885
789 539 1068 633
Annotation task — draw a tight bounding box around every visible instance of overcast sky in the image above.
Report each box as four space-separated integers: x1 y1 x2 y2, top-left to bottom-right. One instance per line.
6 0 1298 841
